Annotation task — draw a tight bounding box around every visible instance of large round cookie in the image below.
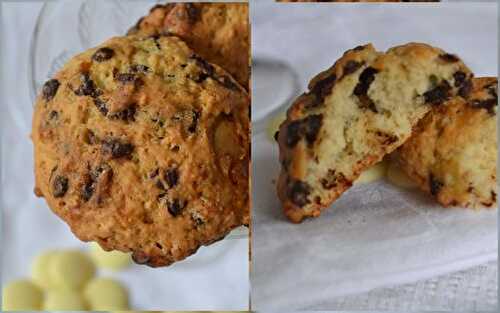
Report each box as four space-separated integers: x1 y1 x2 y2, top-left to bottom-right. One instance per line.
128 2 250 90
397 77 497 208
276 43 473 223
32 35 250 267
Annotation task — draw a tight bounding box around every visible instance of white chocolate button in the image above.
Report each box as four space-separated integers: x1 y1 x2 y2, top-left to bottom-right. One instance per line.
43 289 87 310
84 277 129 310
89 242 131 271
2 279 43 311
49 250 96 290
31 250 59 289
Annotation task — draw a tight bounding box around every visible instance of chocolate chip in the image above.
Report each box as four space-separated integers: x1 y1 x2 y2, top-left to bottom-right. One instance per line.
188 110 201 133
303 115 323 145
130 64 150 73
308 74 337 108
453 71 472 98
81 164 113 202
353 67 379 112
423 80 451 105
343 60 363 77
102 138 134 159
52 175 69 198
287 180 311 207
375 131 398 145
164 168 179 188
93 98 108 116
92 47 114 62
354 67 378 96
109 104 137 122
320 169 349 190
115 73 137 83
155 180 166 190
492 191 497 202
353 45 365 51
150 168 160 179
48 110 59 120
42 79 60 101
167 198 186 217
274 131 280 141
285 114 323 148
429 174 443 196
439 53 460 63
74 73 100 98
471 98 497 115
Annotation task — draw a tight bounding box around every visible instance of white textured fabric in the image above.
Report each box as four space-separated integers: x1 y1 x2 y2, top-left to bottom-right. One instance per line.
1 2 248 310
251 1 498 310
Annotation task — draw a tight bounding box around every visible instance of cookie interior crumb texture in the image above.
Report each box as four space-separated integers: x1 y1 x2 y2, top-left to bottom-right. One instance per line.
32 35 250 267
277 43 473 223
397 77 497 208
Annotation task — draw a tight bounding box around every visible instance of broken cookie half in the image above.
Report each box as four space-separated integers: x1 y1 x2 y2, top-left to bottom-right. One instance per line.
276 43 473 223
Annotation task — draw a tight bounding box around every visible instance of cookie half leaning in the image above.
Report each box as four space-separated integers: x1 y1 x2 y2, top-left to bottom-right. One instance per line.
128 2 250 90
32 35 249 267
397 77 497 208
276 43 473 223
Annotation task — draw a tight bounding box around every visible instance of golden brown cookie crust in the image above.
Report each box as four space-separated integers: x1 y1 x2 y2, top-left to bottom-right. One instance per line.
397 77 497 208
128 2 250 90
33 35 249 267
276 43 473 223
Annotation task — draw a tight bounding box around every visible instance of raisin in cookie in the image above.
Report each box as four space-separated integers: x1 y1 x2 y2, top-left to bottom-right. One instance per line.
32 35 249 267
276 43 473 223
128 2 250 90
397 77 497 208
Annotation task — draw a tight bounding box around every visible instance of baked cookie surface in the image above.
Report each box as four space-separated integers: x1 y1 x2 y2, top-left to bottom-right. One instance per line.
33 35 249 267
276 43 472 223
128 2 250 90
397 77 497 208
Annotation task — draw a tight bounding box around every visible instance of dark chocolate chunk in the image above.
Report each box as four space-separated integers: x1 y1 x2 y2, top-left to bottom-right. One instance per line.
92 47 114 62
470 98 497 115
439 53 460 63
423 80 451 105
102 138 134 159
287 180 311 207
167 198 186 217
285 114 323 148
52 175 69 198
375 131 398 145
130 64 150 73
343 60 363 77
274 131 280 141
42 79 60 101
353 67 379 112
109 104 137 122
321 169 350 190
81 164 113 202
93 98 108 116
164 168 179 188
48 110 59 120
353 45 365 51
115 73 137 83
188 110 201 133
74 73 100 98
309 74 337 109
429 174 443 196
453 71 472 98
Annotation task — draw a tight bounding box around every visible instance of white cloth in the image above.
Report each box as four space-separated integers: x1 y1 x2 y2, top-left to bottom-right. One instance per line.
251 1 498 310
1 2 248 310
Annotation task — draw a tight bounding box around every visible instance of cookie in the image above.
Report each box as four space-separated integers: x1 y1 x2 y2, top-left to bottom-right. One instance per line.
32 35 250 267
128 2 250 90
276 43 472 223
397 77 497 208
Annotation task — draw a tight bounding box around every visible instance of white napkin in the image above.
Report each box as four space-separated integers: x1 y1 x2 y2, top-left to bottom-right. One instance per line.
251 1 498 310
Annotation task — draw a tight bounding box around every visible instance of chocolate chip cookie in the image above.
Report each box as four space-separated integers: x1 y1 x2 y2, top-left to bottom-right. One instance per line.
33 35 250 267
397 77 497 208
276 43 472 223
128 2 250 90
